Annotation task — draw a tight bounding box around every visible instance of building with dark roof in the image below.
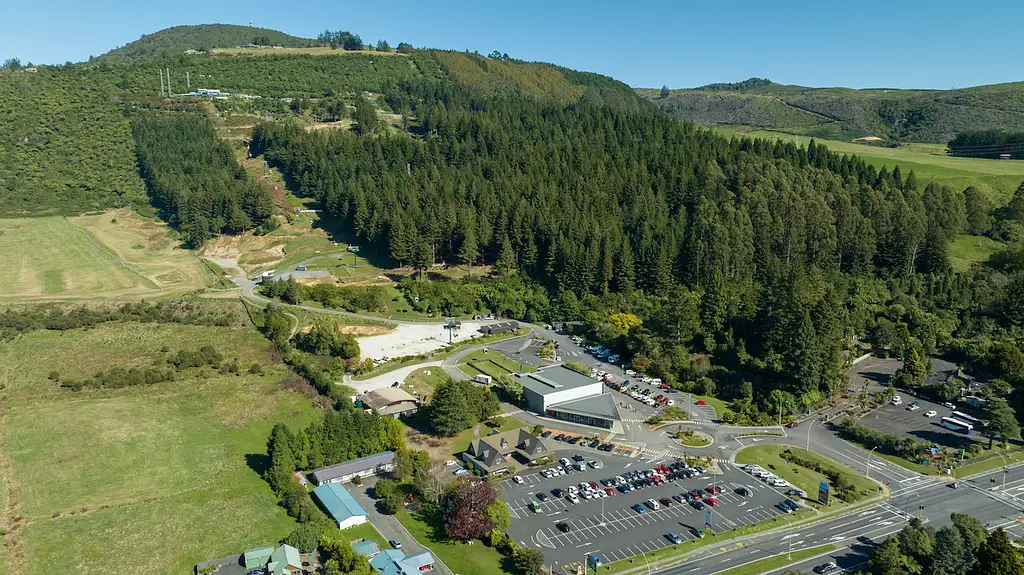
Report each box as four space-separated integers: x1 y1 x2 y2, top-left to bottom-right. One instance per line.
519 365 622 431
478 321 519 335
359 388 420 418
310 451 396 485
460 428 553 475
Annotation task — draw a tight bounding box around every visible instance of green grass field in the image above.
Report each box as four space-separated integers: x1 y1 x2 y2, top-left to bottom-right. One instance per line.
0 314 321 574
734 445 878 507
713 126 1024 204
456 349 537 380
950 234 1006 271
396 506 508 575
0 212 210 301
402 367 447 401
339 522 390 549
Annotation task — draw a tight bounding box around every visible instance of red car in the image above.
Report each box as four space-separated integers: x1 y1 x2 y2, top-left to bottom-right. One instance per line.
605 487 615 496
659 384 670 390
705 485 721 495
703 497 718 507
656 466 671 475
688 490 702 500
696 400 708 406
589 481 599 490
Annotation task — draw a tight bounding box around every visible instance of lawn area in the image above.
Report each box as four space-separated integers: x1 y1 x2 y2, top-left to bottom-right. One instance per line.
680 393 733 420
0 312 322 574
735 445 879 507
402 367 447 401
0 216 162 300
712 126 1024 204
340 522 390 548
396 506 509 575
601 508 816 574
457 349 537 380
715 544 837 575
949 234 1006 271
953 448 1024 478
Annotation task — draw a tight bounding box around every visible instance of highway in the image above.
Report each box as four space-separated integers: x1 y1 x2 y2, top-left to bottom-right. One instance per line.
656 464 1024 575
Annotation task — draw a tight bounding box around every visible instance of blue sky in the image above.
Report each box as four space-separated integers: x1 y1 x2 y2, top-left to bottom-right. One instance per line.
4 0 1021 89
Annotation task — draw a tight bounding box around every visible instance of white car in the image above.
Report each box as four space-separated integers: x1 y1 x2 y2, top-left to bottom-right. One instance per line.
559 458 571 466
646 498 661 510
567 494 580 504
943 402 956 409
513 476 525 485
567 485 578 494
925 410 938 417
769 478 790 487
907 403 920 411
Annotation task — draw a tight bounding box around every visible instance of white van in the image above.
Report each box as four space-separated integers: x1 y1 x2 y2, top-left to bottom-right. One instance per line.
646 498 661 510
891 395 902 406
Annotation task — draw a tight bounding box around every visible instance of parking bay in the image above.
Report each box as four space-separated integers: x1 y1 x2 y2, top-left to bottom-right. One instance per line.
502 450 798 568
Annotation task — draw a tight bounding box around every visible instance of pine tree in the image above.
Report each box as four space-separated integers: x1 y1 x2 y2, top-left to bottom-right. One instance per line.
495 237 517 275
389 218 410 267
660 85 670 99
458 228 479 276
614 237 635 293
904 169 918 192
430 379 473 436
932 526 970 575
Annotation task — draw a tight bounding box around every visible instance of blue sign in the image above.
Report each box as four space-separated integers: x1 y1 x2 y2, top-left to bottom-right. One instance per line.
705 510 712 526
818 480 830 505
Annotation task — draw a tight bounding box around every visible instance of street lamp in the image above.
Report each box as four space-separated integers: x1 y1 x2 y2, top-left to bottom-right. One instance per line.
866 447 878 479
785 515 793 559
902 492 920 523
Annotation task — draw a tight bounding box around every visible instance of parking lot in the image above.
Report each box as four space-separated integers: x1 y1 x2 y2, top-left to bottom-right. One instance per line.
860 394 985 449
502 449 797 572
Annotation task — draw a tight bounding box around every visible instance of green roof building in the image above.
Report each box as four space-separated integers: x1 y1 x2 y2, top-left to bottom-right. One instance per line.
243 546 275 568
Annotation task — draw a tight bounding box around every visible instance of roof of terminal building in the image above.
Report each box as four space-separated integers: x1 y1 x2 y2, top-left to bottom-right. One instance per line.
520 365 600 397
548 392 621 420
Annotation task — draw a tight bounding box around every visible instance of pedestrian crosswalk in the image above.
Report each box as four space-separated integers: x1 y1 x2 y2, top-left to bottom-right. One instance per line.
502 409 524 416
622 418 646 423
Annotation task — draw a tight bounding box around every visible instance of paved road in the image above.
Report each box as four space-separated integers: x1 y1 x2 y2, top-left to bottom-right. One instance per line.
650 461 1024 575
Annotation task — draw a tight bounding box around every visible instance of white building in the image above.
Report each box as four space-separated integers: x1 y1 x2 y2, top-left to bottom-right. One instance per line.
519 366 621 431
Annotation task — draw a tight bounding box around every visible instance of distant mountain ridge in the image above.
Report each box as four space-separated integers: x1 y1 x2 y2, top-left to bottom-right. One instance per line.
641 78 1024 144
95 24 314 65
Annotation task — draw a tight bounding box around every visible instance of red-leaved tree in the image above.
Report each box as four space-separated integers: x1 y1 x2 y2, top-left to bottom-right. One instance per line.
441 477 498 540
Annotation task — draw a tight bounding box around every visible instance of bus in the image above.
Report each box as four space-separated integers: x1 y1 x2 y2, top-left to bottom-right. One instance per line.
951 411 986 426
941 417 974 435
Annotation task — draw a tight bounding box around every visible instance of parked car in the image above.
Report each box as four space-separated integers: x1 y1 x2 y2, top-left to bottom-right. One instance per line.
692 528 706 538
813 562 840 574
536 492 548 501
589 460 603 469
696 400 708 406
632 504 646 514
589 439 600 448
690 500 705 510
646 498 661 510
659 497 673 507
513 476 524 484
735 487 752 497
557 522 571 533
389 539 402 549
666 531 683 544
943 402 956 409
567 494 580 504
704 497 718 507
925 410 937 417
541 431 552 438
573 454 585 462
705 485 721 495
907 402 921 411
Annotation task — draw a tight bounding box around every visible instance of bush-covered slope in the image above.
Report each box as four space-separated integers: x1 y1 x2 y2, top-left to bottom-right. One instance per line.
0 67 145 216
96 24 313 65
643 79 1024 143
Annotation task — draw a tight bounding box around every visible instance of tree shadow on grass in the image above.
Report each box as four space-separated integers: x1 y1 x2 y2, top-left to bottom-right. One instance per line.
245 453 271 477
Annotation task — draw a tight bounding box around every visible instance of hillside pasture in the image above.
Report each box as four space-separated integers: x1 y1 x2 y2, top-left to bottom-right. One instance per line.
950 234 1006 271
0 217 156 300
0 316 320 575
714 126 1024 203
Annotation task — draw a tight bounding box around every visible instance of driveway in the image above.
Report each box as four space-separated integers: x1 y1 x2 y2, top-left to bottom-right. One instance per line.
346 477 455 575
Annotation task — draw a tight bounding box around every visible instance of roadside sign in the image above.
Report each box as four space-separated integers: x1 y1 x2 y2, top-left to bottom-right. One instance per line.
705 510 712 527
818 480 830 505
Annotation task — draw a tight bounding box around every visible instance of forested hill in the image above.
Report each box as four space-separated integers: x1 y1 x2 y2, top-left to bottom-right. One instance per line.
641 79 1024 143
94 24 313 64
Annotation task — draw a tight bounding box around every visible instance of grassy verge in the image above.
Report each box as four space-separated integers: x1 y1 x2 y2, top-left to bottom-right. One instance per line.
715 544 837 575
601 508 816 574
679 393 733 420
954 449 1024 478
735 445 878 508
396 507 509 575
340 522 390 548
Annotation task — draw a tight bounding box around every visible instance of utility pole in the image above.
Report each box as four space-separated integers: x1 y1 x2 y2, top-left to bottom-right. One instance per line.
806 420 815 452
166 68 171 97
186 70 190 91
159 69 164 97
